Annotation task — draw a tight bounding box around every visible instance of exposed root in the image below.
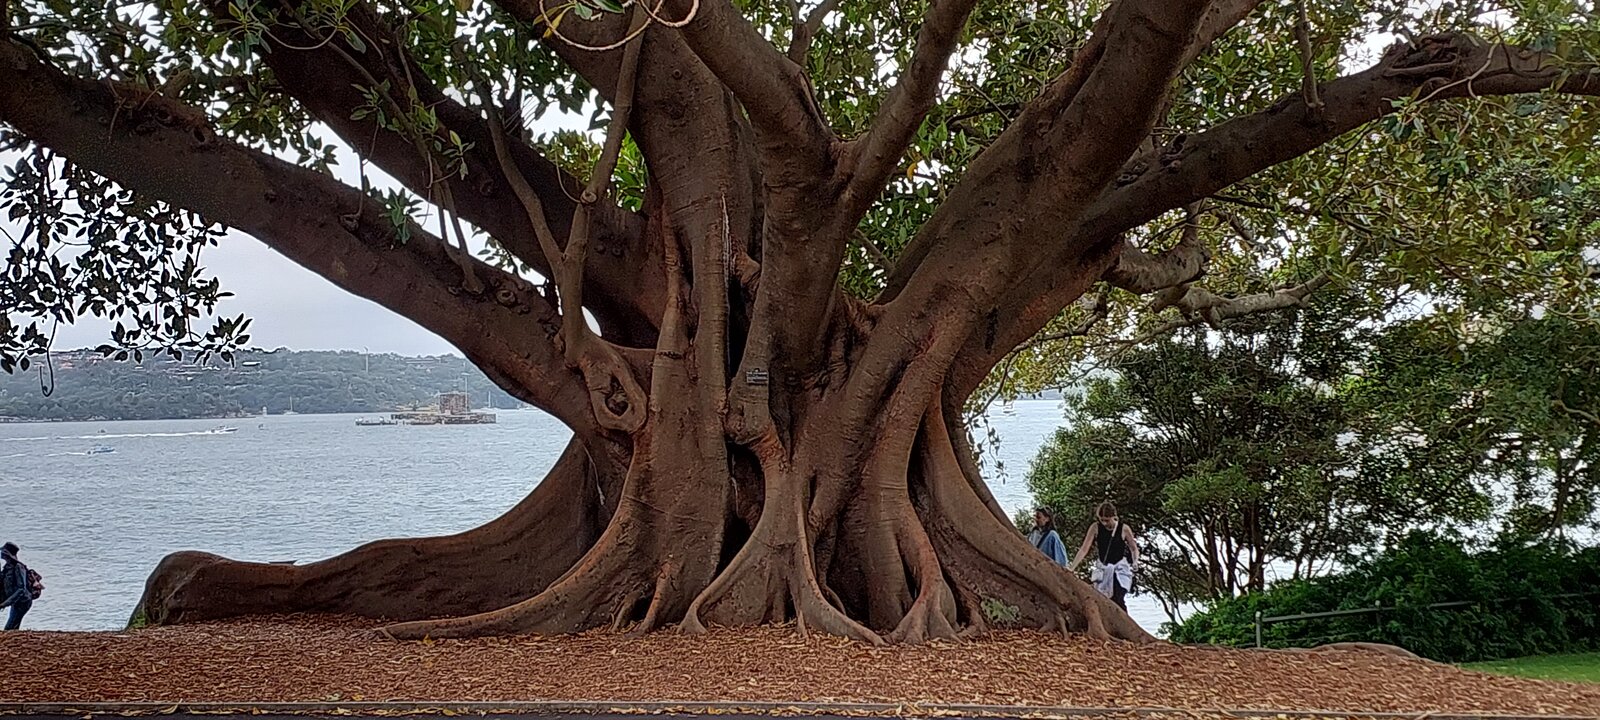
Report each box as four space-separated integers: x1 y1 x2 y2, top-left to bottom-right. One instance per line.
887 583 960 643
684 454 883 645
133 438 609 626
885 507 959 644
611 590 645 631
913 400 1153 643
379 511 647 639
631 563 680 636
956 588 990 639
792 565 882 643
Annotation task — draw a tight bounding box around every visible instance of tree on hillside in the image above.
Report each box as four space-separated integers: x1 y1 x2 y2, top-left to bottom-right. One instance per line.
3 0 1599 642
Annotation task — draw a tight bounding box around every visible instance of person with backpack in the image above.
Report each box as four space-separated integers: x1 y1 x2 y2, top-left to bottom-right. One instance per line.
1 542 39 630
1067 502 1139 610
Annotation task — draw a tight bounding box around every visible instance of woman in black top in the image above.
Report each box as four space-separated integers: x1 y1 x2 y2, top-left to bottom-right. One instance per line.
1068 502 1139 609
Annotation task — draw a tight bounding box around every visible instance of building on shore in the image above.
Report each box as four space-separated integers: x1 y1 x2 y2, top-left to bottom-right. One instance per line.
389 391 496 425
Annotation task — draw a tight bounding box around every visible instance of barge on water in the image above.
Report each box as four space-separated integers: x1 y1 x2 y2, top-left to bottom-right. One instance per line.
368 392 497 425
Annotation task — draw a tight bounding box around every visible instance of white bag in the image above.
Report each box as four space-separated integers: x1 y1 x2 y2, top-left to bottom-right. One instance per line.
1090 562 1105 582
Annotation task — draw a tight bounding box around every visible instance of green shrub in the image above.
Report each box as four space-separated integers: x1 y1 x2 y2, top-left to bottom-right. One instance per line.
1166 532 1600 662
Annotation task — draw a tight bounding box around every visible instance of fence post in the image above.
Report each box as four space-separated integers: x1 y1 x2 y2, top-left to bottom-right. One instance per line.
1254 610 1263 648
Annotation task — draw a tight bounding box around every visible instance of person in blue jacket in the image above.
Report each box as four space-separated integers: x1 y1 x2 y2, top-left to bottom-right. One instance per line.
1 542 33 630
1028 507 1069 567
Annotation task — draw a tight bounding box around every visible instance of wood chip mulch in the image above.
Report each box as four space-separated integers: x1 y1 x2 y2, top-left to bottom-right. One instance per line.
3 615 1598 715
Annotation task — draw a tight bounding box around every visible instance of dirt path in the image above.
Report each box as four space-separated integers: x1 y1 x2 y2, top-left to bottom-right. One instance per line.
3 616 1596 715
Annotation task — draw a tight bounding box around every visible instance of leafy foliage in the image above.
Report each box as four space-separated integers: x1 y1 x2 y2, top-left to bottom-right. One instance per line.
1352 313 1600 540
0 148 249 371
1167 532 1600 663
1025 298 1490 615
4 0 1599 377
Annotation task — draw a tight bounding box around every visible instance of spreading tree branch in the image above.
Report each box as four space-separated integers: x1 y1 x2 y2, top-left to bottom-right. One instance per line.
0 38 599 431
1192 0 1268 61
1087 33 1600 242
935 32 1600 398
786 0 842 64
839 0 982 219
1126 272 1331 344
853 230 895 272
220 0 657 336
1104 204 1211 295
1015 289 1113 351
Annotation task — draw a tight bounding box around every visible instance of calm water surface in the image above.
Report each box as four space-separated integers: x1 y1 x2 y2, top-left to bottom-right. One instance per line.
0 400 1170 633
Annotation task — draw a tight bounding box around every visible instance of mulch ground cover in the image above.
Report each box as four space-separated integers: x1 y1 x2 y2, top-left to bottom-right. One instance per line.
3 615 1597 716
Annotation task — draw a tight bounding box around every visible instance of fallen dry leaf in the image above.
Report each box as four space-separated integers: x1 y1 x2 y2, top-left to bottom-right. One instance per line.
2 614 1597 716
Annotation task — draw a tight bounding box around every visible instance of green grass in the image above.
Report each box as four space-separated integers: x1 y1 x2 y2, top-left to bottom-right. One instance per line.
1464 652 1600 683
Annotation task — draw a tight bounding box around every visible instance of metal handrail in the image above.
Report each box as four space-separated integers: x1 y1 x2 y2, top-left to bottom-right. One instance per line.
1252 591 1598 648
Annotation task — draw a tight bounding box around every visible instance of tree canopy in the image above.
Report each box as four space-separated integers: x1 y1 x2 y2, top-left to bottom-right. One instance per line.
3 0 1599 644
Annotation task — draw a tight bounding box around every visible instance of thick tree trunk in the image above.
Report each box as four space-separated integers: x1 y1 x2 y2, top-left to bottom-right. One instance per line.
135 312 1153 643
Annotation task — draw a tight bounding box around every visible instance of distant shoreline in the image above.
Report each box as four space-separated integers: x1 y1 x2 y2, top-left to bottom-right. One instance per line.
0 398 1066 425
0 412 307 424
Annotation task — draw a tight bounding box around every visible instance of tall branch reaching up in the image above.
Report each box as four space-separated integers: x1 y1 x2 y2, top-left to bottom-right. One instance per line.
843 0 1211 429
648 0 853 381
660 0 833 155
488 9 651 435
880 0 1206 303
882 0 1265 305
838 0 982 220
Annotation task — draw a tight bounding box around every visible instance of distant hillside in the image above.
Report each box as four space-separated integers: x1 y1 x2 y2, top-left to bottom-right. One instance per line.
0 349 527 421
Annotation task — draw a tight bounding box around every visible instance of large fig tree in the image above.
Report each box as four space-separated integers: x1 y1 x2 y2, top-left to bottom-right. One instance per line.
2 0 1598 642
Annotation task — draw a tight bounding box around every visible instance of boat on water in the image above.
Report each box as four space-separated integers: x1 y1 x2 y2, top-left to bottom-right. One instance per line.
355 417 399 427
209 426 238 434
87 445 116 455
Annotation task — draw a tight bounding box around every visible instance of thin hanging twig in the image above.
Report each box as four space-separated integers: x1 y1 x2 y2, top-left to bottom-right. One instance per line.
1294 1 1323 112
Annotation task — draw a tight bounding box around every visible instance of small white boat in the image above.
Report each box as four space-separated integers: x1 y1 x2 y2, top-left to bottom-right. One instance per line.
209 426 238 434
87 445 116 455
